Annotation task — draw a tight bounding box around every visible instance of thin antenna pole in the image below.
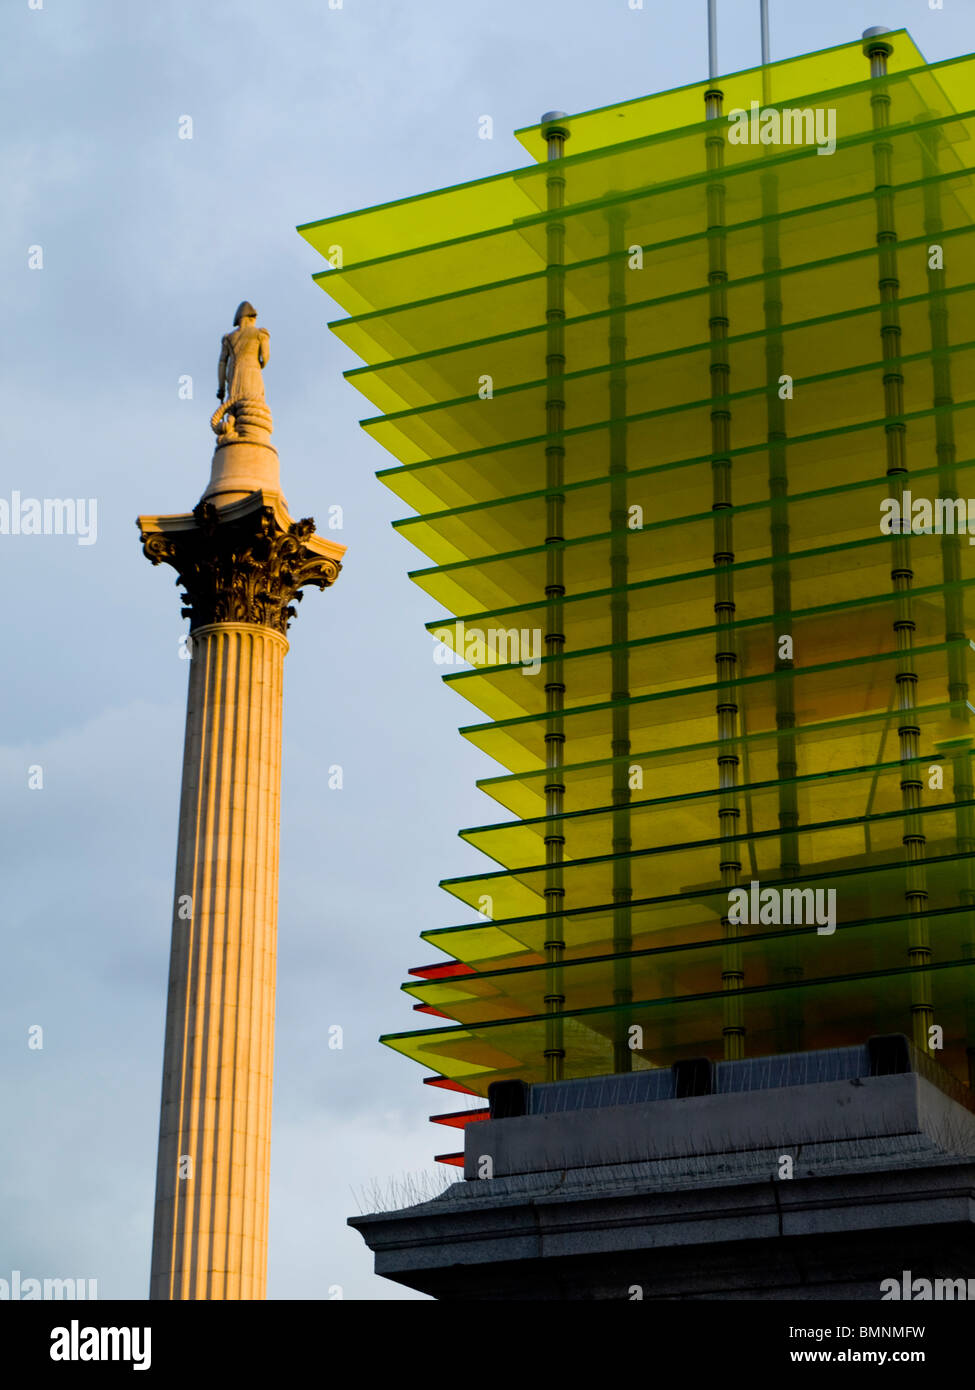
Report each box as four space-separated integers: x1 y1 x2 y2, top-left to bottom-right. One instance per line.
760 0 770 66
708 0 718 81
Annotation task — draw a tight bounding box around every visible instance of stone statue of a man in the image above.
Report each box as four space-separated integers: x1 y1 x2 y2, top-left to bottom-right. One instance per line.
212 302 273 444
218 301 269 405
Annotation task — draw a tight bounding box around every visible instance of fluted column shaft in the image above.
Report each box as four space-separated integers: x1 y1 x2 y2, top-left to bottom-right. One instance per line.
150 621 287 1300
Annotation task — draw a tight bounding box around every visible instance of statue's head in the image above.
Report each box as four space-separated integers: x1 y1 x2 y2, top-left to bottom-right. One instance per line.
233 301 258 326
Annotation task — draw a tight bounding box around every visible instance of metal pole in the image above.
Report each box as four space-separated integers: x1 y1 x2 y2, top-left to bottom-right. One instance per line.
863 27 933 1050
703 79 744 1060
708 0 718 81
760 0 771 105
606 202 633 1074
541 110 569 1083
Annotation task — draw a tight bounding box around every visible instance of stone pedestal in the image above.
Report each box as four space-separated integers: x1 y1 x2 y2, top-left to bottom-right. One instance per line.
351 1067 975 1300
202 440 282 508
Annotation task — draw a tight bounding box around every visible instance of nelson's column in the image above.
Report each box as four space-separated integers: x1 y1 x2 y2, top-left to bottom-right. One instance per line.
137 303 345 1300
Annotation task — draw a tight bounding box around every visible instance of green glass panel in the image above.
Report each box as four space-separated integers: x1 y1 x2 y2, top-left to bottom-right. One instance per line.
382 960 975 1093
514 33 927 159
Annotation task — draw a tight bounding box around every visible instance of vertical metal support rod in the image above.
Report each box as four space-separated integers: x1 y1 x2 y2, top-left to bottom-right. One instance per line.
607 203 633 1074
761 152 803 1047
705 83 744 1061
864 28 933 1049
708 0 718 82
541 112 569 1082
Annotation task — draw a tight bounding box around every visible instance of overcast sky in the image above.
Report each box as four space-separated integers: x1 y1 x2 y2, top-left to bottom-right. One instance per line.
1 0 971 1302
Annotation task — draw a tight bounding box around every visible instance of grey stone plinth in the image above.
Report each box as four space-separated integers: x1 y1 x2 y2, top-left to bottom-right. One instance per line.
350 1074 975 1300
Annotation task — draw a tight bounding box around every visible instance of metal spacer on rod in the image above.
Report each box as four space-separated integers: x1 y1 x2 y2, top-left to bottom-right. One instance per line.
540 110 569 144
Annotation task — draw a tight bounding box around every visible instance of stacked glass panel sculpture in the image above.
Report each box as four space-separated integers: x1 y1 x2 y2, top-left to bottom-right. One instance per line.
301 31 975 1159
